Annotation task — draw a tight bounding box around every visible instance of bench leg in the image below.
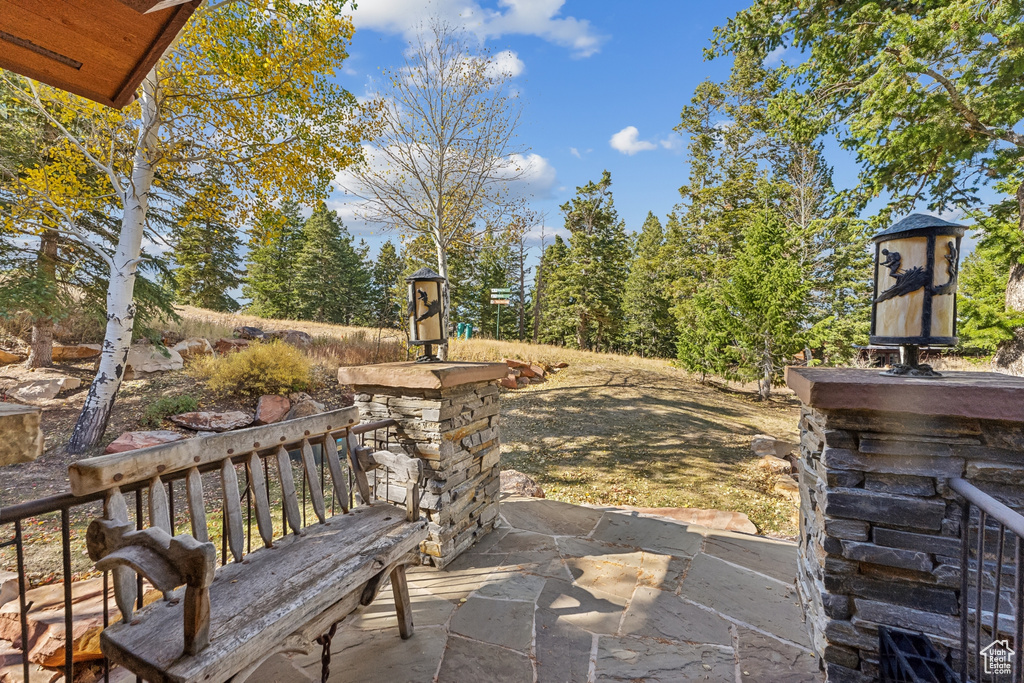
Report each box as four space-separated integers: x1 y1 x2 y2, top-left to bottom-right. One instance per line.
390 564 414 639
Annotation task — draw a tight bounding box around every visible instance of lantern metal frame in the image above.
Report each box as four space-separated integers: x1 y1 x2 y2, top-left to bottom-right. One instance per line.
869 214 966 378
406 267 447 363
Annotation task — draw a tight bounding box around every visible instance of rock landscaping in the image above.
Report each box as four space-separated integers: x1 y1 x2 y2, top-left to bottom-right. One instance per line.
103 430 187 453
499 358 566 391
169 410 253 432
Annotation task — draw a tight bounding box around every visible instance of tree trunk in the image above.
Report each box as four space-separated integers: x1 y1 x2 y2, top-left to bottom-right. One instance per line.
532 262 542 343
67 76 159 455
26 230 58 368
994 180 1024 375
434 237 450 362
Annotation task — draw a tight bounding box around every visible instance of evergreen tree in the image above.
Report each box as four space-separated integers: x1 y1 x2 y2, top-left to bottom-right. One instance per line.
720 199 810 399
552 171 630 351
621 212 675 357
169 173 243 311
536 236 575 346
243 200 304 319
368 241 405 329
475 227 517 339
292 203 371 324
959 238 1024 354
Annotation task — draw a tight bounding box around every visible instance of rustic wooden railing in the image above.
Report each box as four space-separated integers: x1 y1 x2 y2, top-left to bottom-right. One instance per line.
0 417 397 682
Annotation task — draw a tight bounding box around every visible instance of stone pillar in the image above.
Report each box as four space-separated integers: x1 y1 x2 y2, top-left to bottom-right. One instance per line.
786 367 1024 682
338 361 507 569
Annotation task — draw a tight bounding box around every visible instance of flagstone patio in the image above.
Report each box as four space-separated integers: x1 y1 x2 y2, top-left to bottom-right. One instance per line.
253 495 823 682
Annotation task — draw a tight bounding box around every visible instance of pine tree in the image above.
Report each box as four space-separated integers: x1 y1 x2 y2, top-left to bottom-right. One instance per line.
556 171 630 351
720 199 810 398
243 200 304 319
475 227 517 339
292 203 372 324
368 241 405 329
169 173 243 311
959 241 1024 354
621 212 675 357
536 236 575 346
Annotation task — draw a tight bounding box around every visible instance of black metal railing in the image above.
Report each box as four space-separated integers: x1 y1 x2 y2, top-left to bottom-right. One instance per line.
950 477 1024 683
0 418 396 683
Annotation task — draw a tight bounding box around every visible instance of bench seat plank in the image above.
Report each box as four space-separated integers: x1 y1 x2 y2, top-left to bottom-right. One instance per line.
101 504 427 683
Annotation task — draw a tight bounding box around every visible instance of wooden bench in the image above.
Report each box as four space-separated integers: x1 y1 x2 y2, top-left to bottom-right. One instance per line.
68 407 427 683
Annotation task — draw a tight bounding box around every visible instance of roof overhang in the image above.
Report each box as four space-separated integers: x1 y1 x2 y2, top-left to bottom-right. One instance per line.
0 0 201 109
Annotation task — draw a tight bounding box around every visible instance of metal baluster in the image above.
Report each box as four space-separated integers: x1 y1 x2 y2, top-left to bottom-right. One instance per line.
961 501 971 683
62 509 73 681
994 524 1006 650
104 570 110 683
1015 535 1023 683
136 490 144 610
976 509 986 682
15 520 30 682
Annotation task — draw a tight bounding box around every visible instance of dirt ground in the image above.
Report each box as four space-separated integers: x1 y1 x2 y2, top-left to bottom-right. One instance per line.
499 358 802 537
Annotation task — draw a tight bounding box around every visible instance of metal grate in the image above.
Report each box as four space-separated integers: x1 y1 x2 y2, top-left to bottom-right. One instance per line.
879 627 959 683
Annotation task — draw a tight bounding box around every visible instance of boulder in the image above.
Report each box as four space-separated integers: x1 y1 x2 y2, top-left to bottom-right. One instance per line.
518 365 536 378
50 344 101 362
500 375 518 390
0 350 23 366
104 430 187 454
552 362 569 369
503 358 530 369
528 364 545 378
171 337 213 361
270 330 313 349
286 400 324 420
500 469 545 498
751 434 797 458
772 475 801 506
124 345 183 377
170 411 252 432
0 572 24 609
234 326 266 340
288 392 314 403
214 338 249 355
0 405 43 466
757 454 792 476
160 329 184 346
515 377 529 389
528 376 545 384
8 375 81 403
0 578 159 668
255 395 291 425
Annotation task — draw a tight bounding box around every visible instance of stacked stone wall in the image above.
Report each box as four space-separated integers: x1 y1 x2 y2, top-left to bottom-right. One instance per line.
797 406 1024 682
353 379 501 568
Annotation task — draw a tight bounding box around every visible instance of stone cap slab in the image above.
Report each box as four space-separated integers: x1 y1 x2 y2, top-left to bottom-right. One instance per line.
338 362 508 390
0 404 44 466
786 367 1024 422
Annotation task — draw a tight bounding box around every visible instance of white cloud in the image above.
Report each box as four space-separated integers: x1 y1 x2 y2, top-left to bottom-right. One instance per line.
658 133 683 151
500 152 558 198
349 0 606 58
610 126 657 155
485 50 525 78
569 147 581 158
764 45 787 67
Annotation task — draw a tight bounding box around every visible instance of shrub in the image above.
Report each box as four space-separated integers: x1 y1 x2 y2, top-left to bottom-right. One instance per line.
189 340 312 396
140 394 199 429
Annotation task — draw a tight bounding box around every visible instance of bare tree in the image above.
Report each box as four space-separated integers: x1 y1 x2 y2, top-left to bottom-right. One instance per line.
343 19 525 356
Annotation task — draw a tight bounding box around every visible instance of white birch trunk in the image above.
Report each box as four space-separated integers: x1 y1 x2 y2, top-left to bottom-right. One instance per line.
67 76 160 454
434 232 450 362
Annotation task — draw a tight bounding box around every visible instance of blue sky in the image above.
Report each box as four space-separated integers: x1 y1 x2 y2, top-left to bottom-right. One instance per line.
326 0 797 256
327 0 973 262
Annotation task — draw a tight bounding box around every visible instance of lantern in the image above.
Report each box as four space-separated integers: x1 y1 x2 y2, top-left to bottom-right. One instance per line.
406 267 447 362
870 214 966 377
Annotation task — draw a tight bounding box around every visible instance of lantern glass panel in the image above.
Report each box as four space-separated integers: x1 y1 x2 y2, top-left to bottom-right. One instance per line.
409 279 443 343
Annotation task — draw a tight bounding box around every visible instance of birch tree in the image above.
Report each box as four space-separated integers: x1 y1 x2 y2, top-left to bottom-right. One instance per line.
1 0 364 453
343 20 525 355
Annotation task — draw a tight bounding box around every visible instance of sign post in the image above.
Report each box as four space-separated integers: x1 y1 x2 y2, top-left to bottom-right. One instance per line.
489 288 515 341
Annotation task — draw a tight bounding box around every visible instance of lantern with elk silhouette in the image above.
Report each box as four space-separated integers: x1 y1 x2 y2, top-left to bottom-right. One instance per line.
870 214 966 377
406 267 447 363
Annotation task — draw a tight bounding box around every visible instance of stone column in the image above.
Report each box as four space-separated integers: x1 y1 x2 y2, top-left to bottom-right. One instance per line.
338 361 507 569
786 367 1024 682
0 404 43 467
